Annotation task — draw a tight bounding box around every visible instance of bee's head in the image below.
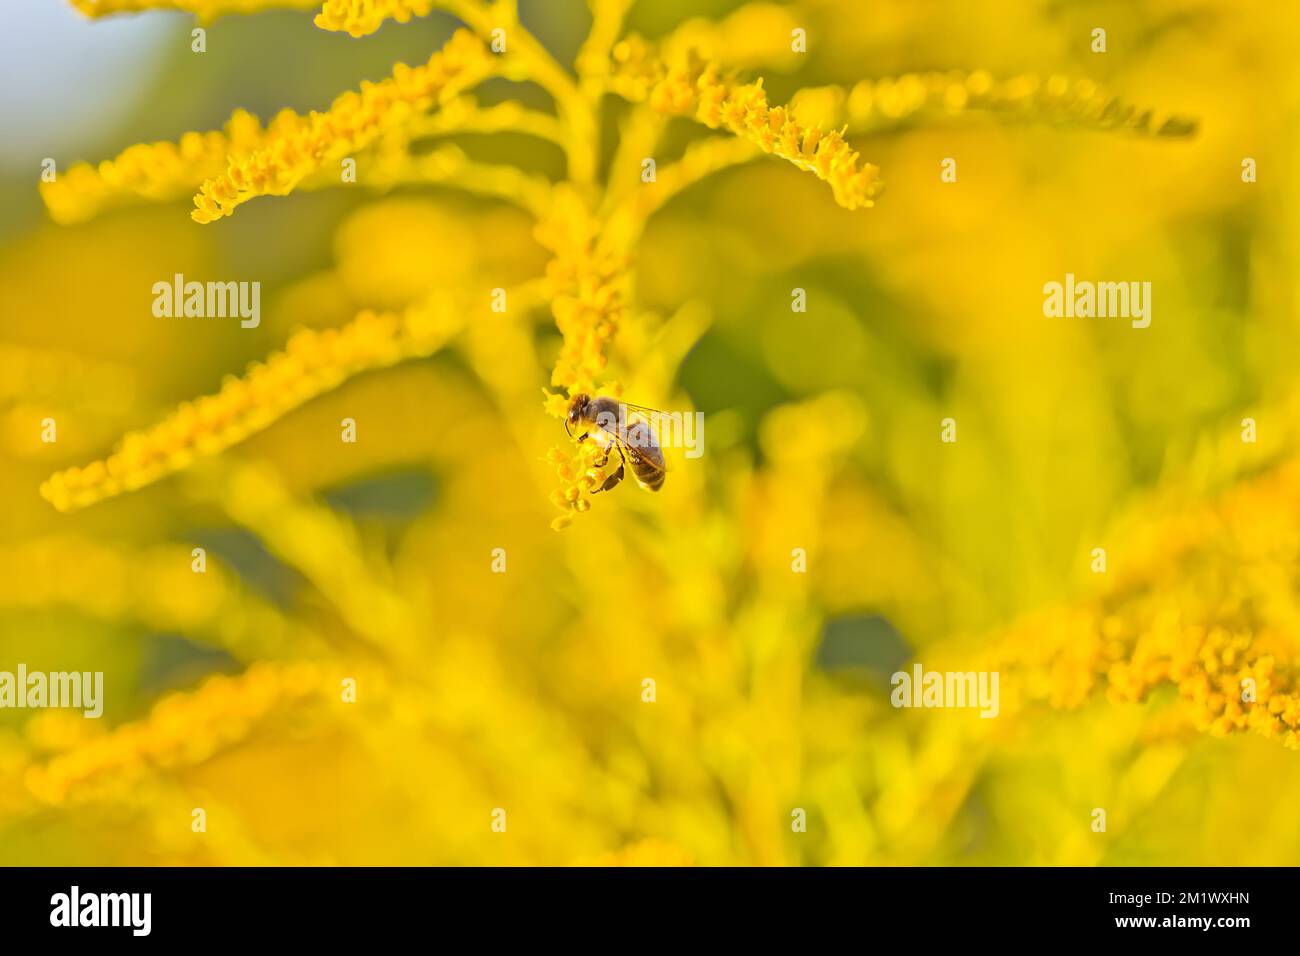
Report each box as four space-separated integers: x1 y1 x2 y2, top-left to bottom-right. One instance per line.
565 393 590 436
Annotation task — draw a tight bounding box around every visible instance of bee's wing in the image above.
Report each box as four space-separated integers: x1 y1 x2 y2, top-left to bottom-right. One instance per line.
617 400 665 412
586 401 654 440
616 402 670 436
605 403 662 444
607 404 673 474
618 401 667 418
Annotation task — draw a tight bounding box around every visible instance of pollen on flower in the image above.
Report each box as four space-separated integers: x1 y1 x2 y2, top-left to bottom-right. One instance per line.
536 187 631 398
314 0 435 37
547 432 606 530
191 29 494 223
39 110 294 225
614 45 882 211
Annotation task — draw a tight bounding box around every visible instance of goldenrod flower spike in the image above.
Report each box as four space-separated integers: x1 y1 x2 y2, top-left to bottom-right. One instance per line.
978 454 1300 749
538 185 632 532
535 187 629 396
42 113 549 226
70 0 317 19
613 46 882 211
40 110 291 225
312 0 595 183
191 29 494 223
535 184 638 529
545 423 606 531
791 71 1198 138
314 0 435 37
23 661 334 806
40 294 464 513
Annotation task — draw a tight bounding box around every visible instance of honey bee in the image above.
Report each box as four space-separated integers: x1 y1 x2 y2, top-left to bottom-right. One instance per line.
565 393 666 492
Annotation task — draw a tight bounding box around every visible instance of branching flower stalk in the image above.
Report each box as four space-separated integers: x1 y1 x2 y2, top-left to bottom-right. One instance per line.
788 70 1199 138
22 660 337 806
191 29 496 223
41 294 463 512
19 0 1294 869
45 0 1195 533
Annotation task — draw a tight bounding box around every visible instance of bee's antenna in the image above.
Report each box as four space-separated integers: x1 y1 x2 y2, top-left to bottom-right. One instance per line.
565 419 573 438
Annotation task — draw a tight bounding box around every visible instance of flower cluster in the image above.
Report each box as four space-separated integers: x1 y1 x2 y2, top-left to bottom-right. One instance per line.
40 111 291 225
536 189 628 396
192 29 493 223
983 456 1300 748
314 0 435 37
47 1 1194 528
23 661 333 805
16 0 1270 870
614 42 882 211
40 297 462 512
790 70 1198 138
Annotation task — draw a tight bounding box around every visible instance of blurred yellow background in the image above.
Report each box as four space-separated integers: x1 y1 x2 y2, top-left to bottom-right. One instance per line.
1 0 1298 865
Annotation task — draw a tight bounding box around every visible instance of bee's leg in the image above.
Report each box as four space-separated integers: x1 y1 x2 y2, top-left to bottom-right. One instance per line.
593 445 626 493
596 463 625 493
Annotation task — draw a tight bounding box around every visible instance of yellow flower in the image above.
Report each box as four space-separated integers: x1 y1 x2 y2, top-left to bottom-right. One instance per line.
613 44 882 211
791 70 1198 138
544 435 606 531
314 0 435 37
40 110 290 225
39 2 1195 536
40 295 463 512
534 186 636 528
536 188 629 397
19 0 1243 869
981 455 1300 748
23 662 334 806
191 29 494 223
